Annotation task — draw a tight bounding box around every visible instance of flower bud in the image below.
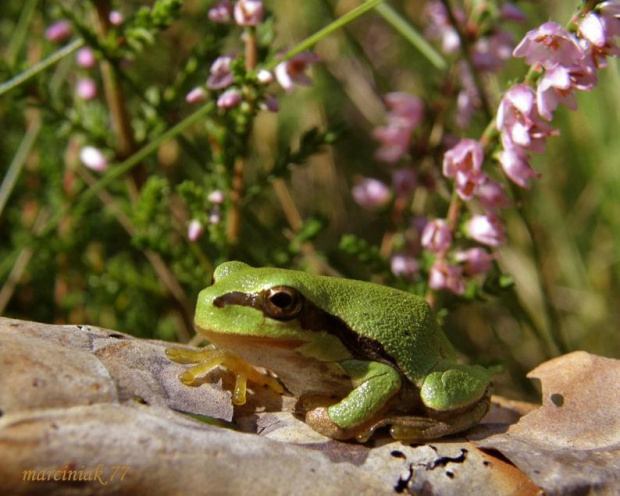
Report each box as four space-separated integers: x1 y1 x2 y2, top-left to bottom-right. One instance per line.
188 220 204 242
76 48 96 68
45 20 72 43
80 146 108 172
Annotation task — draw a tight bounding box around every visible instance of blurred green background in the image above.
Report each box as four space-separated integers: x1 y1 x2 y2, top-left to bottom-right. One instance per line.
1 0 619 400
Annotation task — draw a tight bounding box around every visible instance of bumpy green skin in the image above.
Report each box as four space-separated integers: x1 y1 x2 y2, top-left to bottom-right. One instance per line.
195 261 492 436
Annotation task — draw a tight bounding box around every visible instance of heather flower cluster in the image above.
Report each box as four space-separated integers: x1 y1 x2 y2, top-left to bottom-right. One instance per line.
422 1 620 296
186 0 318 111
187 190 225 241
356 1 620 298
497 4 620 189
424 0 526 128
352 92 423 218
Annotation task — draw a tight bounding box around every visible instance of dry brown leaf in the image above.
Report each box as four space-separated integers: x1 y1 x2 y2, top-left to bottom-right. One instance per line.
16 317 620 495
476 351 620 495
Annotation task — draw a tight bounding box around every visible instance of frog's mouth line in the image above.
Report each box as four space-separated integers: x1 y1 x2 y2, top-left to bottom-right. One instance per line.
195 325 306 350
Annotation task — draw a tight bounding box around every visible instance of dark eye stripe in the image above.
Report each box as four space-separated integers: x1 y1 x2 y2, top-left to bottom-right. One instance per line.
212 290 394 365
213 292 259 308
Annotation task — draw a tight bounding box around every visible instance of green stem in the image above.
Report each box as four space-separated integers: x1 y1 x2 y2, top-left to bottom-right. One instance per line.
374 3 447 71
510 184 569 355
263 0 386 71
6 0 39 66
0 117 41 219
439 0 493 120
0 38 84 97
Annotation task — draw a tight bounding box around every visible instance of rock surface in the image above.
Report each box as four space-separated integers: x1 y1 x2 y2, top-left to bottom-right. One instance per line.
0 317 617 495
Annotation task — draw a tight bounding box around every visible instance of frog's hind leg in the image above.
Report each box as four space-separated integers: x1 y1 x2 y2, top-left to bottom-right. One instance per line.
387 387 492 441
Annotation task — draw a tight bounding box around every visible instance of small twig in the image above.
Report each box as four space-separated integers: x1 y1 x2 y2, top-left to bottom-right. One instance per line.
439 0 493 120
92 0 144 192
226 156 246 246
244 27 258 71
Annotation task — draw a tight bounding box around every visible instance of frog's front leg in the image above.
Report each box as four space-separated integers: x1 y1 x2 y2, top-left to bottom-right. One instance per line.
302 360 402 440
166 346 284 405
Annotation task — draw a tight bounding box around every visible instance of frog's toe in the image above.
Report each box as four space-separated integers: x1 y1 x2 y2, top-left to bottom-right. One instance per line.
165 346 219 364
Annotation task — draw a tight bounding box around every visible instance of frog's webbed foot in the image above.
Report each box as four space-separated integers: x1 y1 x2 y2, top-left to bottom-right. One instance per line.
165 346 284 405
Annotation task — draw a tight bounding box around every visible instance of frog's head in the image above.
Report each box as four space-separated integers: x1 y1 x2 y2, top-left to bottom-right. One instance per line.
194 261 353 363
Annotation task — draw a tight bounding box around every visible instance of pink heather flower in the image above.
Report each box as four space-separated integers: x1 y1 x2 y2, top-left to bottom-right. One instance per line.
76 78 97 100
455 248 496 275
80 146 108 172
208 0 233 23
500 3 527 23
443 139 486 200
390 253 420 280
207 56 234 90
373 125 412 163
421 219 452 255
259 94 279 112
536 65 578 120
513 22 584 69
456 89 477 129
580 12 607 48
352 178 391 210
256 69 273 84
384 93 424 127
497 84 557 154
498 148 541 188
466 214 506 247
475 178 511 211
455 62 480 129
45 20 72 43
209 210 222 224
472 30 515 73
188 220 204 242
217 88 242 109
109 11 124 25
392 169 417 198
186 87 208 103
429 260 465 295
599 2 620 38
411 216 428 237
234 0 263 27
76 48 96 68
187 87 209 104
208 190 225 204
424 1 465 54
274 52 319 92
579 8 620 67
373 93 423 163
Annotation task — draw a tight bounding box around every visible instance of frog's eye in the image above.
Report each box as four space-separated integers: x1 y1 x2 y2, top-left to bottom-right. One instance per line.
262 286 303 320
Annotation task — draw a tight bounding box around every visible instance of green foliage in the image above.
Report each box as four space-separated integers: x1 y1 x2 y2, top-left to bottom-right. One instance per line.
125 0 184 55
0 0 619 400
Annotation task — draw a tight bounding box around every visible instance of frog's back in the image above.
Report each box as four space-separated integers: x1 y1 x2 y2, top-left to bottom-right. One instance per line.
256 266 457 385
